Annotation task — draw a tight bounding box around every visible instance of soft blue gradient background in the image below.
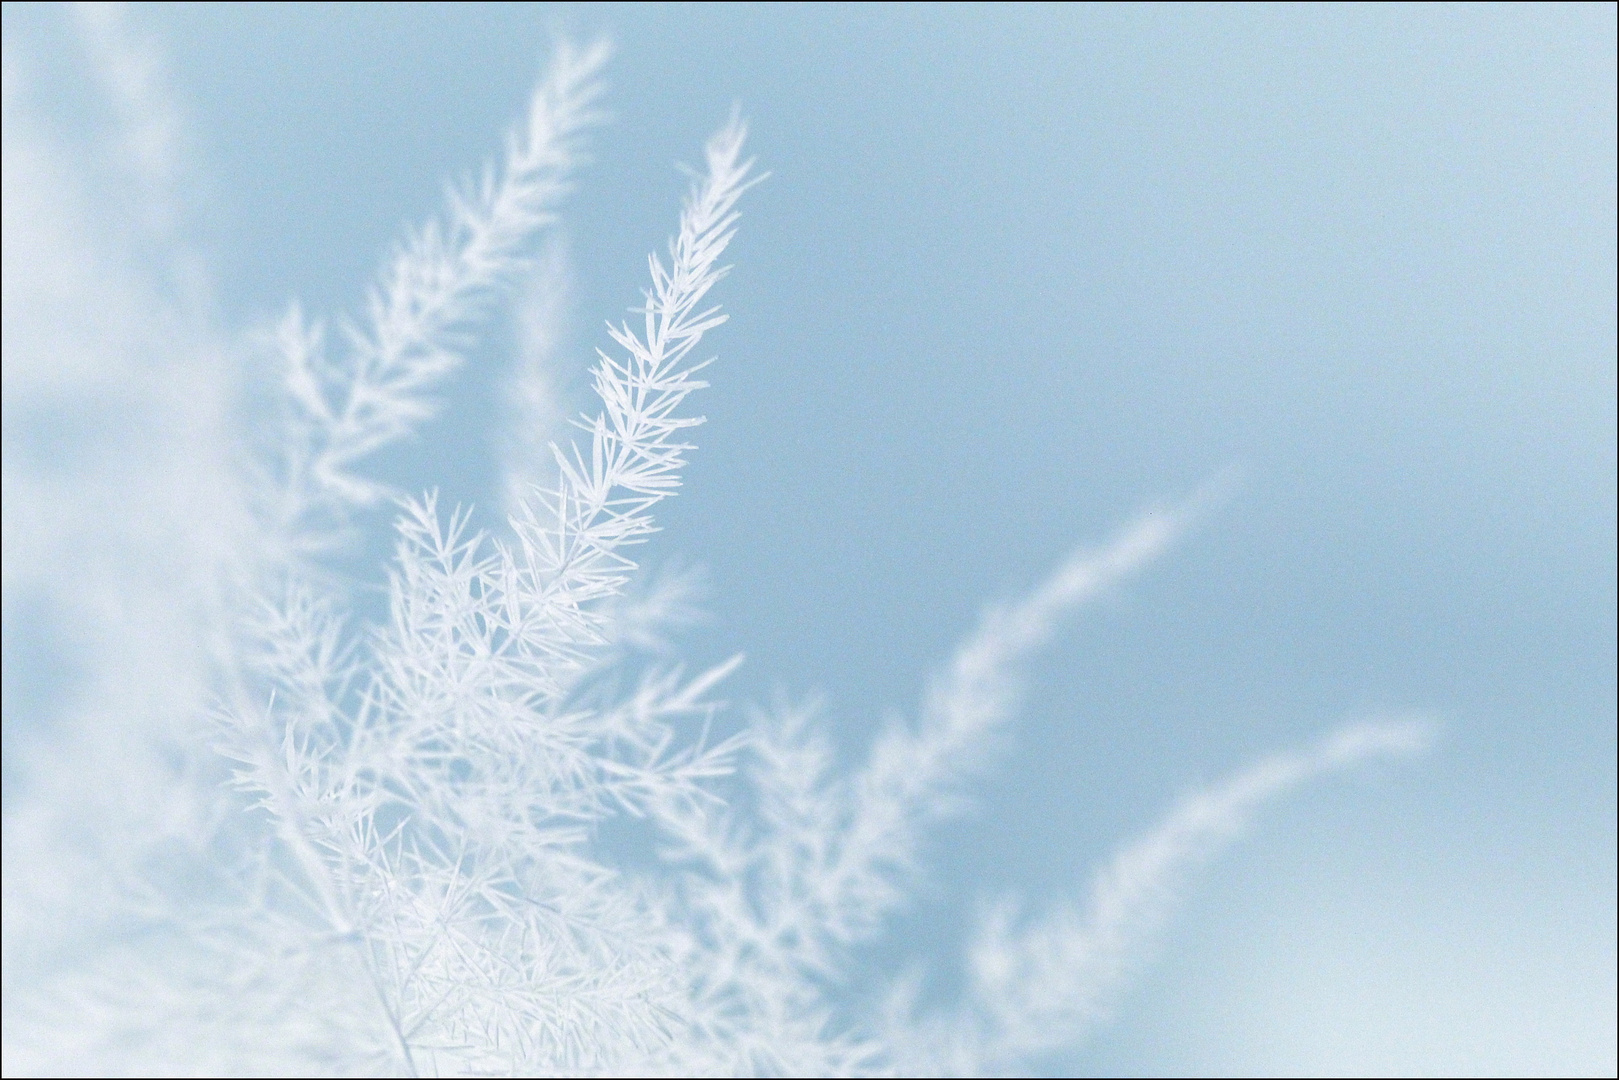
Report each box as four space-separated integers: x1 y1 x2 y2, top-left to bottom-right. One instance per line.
9 4 1616 1074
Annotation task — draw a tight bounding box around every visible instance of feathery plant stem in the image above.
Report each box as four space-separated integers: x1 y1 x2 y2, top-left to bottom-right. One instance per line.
842 505 1193 931
509 115 760 672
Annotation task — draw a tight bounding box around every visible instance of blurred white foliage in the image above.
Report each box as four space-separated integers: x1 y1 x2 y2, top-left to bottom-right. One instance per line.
1 0 244 997
501 235 574 519
1 11 1428 1076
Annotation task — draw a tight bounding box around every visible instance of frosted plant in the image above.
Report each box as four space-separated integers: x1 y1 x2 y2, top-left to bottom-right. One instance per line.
1 16 1429 1078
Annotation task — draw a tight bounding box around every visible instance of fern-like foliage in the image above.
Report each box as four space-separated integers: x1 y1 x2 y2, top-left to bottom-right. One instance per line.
2 26 1428 1078
213 116 759 1074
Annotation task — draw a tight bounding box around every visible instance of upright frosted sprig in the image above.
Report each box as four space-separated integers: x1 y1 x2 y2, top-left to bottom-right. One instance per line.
504 117 760 686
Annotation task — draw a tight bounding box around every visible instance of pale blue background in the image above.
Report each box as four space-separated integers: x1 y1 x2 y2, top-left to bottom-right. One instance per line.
7 4 1616 1074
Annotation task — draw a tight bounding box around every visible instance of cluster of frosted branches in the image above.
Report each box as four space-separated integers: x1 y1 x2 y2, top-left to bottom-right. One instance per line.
200 113 763 1075
2 25 1429 1078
